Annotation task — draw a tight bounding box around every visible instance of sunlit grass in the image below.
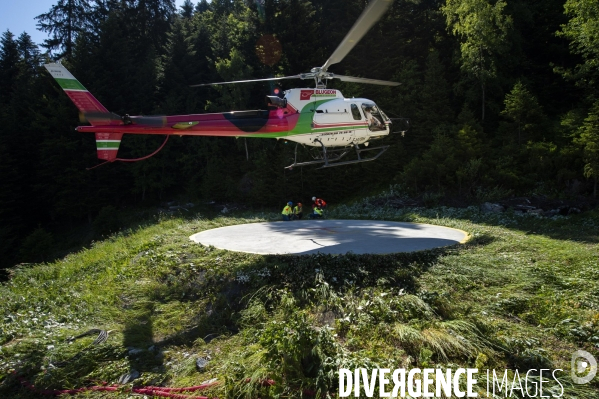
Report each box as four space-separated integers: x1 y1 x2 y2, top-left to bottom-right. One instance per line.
1 189 598 397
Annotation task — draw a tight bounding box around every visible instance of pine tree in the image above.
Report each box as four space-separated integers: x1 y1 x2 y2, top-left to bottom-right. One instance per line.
0 31 20 105
195 0 210 14
17 33 42 73
35 0 92 58
180 0 194 18
380 59 421 160
132 0 176 47
575 102 599 197
558 0 599 95
413 51 454 151
402 134 460 193
442 0 512 121
501 81 544 144
213 48 254 111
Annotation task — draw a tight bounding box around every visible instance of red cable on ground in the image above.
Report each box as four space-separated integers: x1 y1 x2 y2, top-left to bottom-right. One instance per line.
131 388 211 399
15 372 318 398
14 372 219 398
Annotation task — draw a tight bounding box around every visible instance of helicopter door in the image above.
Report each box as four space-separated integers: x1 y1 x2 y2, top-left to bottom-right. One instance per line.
348 103 367 143
361 103 386 133
312 103 355 146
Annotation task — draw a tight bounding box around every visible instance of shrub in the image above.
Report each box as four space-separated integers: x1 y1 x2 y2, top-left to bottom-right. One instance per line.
18 227 54 263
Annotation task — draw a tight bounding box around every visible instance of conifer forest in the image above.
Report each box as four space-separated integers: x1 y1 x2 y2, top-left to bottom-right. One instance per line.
1 0 599 269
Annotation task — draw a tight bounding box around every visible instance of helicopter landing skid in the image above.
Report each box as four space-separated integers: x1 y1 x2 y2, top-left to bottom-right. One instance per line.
285 140 389 169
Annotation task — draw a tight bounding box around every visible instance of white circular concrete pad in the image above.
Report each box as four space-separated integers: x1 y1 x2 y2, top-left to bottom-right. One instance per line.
190 220 469 255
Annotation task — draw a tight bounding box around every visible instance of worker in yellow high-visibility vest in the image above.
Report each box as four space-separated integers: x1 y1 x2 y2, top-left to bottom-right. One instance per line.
292 202 303 220
309 206 323 219
282 201 293 221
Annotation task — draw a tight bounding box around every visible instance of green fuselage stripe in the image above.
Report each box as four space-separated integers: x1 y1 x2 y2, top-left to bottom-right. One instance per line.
97 142 120 149
56 78 87 91
250 99 368 138
249 125 367 139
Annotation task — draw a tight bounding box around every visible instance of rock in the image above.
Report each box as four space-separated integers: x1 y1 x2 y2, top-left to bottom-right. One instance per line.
481 202 504 213
543 209 559 217
196 357 209 370
118 369 140 384
128 347 144 356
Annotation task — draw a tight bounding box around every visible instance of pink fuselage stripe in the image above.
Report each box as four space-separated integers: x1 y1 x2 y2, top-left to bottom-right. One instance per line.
77 110 299 136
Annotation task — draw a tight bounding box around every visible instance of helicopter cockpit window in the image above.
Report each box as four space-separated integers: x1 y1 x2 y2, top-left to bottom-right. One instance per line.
350 104 362 120
361 103 386 132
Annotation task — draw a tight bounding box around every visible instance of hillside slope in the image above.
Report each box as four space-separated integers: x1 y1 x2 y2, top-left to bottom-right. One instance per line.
1 192 599 398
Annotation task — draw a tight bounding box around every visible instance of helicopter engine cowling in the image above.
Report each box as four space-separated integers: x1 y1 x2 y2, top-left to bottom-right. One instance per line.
266 95 287 108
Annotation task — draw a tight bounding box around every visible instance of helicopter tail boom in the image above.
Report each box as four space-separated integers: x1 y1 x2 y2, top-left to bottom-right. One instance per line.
45 63 123 161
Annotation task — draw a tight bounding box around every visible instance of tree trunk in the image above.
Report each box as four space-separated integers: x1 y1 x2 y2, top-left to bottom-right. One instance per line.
67 0 73 57
481 79 485 121
480 45 485 122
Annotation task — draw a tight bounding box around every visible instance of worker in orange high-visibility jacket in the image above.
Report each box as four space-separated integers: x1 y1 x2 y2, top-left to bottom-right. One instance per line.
282 201 293 221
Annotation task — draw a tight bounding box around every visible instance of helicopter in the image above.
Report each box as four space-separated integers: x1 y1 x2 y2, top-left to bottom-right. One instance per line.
45 0 405 169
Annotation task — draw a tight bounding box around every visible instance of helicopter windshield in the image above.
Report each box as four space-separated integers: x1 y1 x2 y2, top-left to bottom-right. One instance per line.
361 102 387 132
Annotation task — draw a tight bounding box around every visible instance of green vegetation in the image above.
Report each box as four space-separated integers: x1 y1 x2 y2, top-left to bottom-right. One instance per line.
1 187 598 397
2 0 599 269
2 1 599 393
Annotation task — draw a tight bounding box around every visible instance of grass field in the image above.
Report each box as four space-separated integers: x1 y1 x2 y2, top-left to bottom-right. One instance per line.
1 188 598 398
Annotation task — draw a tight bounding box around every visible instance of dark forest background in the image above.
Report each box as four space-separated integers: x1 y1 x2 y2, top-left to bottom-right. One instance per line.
1 0 598 269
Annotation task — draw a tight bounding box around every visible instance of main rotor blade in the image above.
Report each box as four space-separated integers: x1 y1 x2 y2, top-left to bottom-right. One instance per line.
321 0 395 72
329 74 400 86
190 75 304 87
